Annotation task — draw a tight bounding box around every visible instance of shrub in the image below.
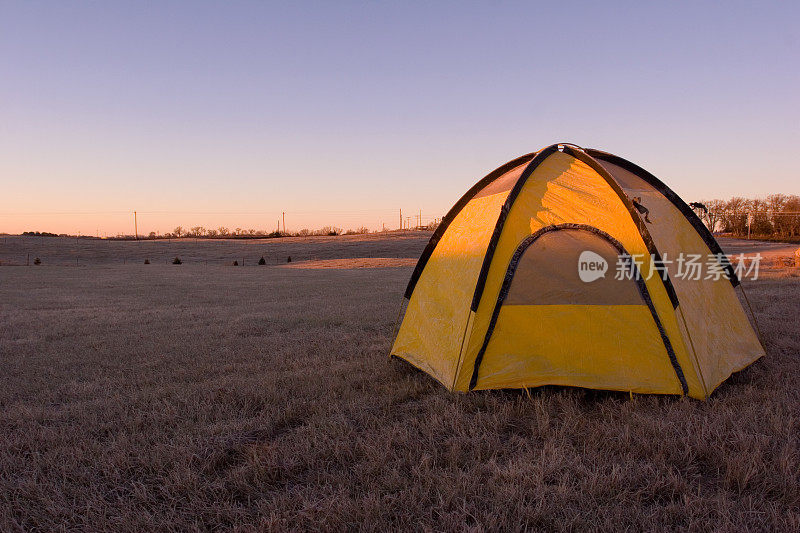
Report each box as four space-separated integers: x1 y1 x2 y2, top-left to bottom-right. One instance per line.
33 257 41 265
144 259 150 264
315 226 342 236
172 257 182 265
258 256 266 265
232 260 239 266
287 256 292 263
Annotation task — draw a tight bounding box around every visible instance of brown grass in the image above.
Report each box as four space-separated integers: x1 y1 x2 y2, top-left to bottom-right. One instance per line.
0 231 430 267
281 258 418 269
0 236 798 531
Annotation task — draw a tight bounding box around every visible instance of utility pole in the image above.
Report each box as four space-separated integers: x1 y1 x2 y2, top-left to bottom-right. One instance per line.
419 209 422 229
399 208 402 230
282 212 285 234
134 211 138 240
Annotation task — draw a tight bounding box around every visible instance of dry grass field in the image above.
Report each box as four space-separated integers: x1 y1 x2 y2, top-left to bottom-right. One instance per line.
1 234 798 531
0 232 430 267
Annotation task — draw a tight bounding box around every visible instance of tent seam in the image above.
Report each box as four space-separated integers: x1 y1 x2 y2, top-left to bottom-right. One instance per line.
469 145 560 311
450 310 474 391
678 305 709 398
403 152 536 300
562 146 681 309
584 148 739 287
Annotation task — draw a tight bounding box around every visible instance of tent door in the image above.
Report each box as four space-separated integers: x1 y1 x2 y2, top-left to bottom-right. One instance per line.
468 223 687 394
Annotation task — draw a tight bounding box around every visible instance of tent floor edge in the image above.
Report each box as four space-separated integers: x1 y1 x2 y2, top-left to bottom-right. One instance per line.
390 352 457 392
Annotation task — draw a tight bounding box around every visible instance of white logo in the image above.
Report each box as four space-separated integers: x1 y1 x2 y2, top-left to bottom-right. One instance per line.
578 251 608 282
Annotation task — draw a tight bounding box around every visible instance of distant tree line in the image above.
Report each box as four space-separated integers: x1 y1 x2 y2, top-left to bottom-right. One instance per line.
151 222 439 239
18 222 441 240
22 231 100 239
22 231 60 237
164 225 365 239
695 194 800 238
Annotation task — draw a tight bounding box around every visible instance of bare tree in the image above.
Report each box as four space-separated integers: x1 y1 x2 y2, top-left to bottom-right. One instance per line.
722 197 748 235
747 198 772 235
218 227 230 236
698 199 725 232
767 194 789 236
783 195 800 237
173 226 184 238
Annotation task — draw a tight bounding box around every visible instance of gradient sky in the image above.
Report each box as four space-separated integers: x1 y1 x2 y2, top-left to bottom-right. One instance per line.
1 1 798 236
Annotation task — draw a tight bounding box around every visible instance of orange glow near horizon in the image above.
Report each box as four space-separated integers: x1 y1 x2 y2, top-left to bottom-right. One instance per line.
0 210 436 237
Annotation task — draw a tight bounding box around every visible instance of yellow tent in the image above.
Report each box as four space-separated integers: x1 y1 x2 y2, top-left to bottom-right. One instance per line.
391 143 764 400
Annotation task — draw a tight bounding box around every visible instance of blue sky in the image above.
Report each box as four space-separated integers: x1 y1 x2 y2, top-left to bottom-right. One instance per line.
1 1 798 235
